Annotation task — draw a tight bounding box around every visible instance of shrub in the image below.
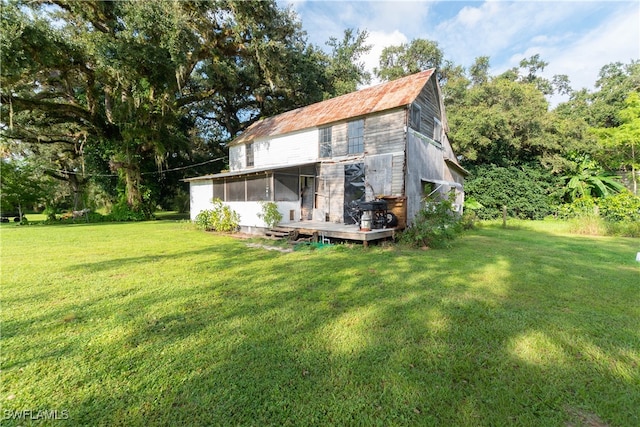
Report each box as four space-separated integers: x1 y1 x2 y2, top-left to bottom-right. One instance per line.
108 202 149 221
557 197 598 219
464 165 557 220
598 191 640 222
257 201 282 228
194 198 240 232
400 192 462 249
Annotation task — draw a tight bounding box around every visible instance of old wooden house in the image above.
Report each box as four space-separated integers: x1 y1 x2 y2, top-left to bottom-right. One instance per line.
186 69 467 242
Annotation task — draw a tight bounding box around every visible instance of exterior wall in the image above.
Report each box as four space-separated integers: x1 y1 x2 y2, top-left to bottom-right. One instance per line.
316 163 346 223
230 129 319 171
189 180 215 220
412 77 443 141
405 130 447 225
227 200 301 230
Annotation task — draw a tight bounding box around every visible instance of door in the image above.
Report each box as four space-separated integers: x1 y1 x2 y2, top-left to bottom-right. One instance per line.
300 175 315 220
343 163 365 224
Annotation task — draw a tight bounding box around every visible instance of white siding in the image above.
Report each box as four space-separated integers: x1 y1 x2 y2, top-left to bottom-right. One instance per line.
189 180 215 220
230 128 319 171
227 201 302 230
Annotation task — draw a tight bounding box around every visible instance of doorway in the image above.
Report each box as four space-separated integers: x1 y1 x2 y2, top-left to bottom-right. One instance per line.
300 175 315 220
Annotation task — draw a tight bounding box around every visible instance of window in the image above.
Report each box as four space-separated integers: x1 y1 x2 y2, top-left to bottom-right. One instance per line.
212 182 224 200
246 176 270 201
347 119 364 154
410 104 421 132
274 174 299 201
433 117 443 144
246 143 254 167
226 179 245 201
319 126 332 158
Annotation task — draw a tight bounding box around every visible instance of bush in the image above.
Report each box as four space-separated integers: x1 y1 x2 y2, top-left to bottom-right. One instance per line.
194 198 240 232
257 201 282 228
464 165 557 220
557 197 598 219
400 192 462 249
108 202 149 221
598 191 640 222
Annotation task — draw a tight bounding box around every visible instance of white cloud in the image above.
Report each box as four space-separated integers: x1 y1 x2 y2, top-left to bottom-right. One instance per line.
544 3 640 92
361 30 409 85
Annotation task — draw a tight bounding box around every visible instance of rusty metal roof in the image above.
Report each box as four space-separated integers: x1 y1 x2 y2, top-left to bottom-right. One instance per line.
231 69 435 146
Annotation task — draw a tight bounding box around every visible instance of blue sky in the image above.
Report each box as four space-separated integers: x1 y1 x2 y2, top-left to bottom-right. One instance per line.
281 0 640 103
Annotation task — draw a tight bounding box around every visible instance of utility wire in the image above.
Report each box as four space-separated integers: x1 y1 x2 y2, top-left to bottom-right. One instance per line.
41 157 226 178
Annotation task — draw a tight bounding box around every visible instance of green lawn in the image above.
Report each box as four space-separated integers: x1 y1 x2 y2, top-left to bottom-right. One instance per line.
1 220 638 426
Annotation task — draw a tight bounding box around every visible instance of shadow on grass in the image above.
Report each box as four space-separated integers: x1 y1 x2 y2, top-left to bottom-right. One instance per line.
1 224 638 426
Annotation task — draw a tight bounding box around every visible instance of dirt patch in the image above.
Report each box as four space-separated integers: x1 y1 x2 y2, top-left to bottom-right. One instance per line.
245 243 293 253
565 406 609 427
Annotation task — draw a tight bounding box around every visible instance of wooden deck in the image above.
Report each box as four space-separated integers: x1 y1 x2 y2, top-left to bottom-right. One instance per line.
279 221 397 246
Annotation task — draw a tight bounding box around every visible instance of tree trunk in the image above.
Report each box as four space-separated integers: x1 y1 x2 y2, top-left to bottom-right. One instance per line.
123 165 143 209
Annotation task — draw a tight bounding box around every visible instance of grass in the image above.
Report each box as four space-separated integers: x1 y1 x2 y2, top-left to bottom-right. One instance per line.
1 219 639 426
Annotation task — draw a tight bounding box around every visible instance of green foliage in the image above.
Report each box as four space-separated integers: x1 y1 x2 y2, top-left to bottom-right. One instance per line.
257 201 283 228
194 198 240 232
560 155 625 202
375 38 443 82
591 91 640 195
598 191 640 222
323 28 372 98
464 165 557 220
108 202 149 222
400 192 462 248
604 219 640 238
557 196 598 219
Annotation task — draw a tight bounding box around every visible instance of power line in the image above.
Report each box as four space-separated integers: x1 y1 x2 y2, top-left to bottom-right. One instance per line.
41 157 226 178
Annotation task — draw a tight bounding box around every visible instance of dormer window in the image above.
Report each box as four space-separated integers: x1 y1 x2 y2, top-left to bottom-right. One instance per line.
246 142 254 167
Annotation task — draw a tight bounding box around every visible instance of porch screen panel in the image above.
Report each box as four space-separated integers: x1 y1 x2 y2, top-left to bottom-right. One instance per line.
246 176 270 201
212 182 224 200
226 179 245 201
274 174 299 201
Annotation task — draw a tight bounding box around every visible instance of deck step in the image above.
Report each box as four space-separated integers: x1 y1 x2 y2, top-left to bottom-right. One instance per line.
264 228 298 240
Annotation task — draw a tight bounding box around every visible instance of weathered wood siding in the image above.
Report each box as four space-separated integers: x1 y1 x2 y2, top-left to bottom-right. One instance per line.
405 130 447 225
316 163 345 223
364 108 407 155
411 77 442 141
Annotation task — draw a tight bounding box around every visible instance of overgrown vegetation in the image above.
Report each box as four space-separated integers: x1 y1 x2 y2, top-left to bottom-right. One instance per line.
558 190 640 237
194 198 240 232
257 201 283 228
400 192 463 248
1 221 638 426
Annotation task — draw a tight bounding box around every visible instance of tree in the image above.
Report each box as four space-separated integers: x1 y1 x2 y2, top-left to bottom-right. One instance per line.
559 155 625 202
0 159 53 220
1 0 326 213
375 39 444 82
591 92 640 195
323 29 372 98
447 77 557 167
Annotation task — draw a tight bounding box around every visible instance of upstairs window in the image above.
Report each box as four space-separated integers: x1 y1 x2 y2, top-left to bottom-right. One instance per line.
319 126 332 158
433 117 443 144
246 143 254 167
347 119 364 154
410 104 421 132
